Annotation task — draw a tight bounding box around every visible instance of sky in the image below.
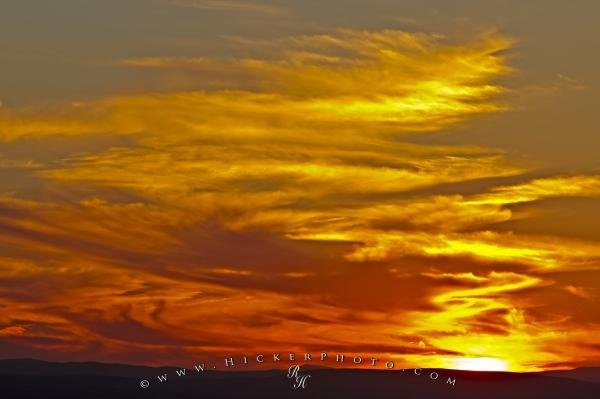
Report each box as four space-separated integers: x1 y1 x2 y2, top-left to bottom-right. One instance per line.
1 0 600 372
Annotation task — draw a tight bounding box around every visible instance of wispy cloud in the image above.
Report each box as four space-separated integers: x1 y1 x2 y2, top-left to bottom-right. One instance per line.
166 0 285 15
0 29 599 370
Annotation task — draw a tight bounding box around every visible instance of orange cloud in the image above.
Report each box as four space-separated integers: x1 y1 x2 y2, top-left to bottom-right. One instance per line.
0 29 599 371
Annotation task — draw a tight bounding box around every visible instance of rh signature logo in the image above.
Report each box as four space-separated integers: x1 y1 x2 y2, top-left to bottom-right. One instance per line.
286 365 311 389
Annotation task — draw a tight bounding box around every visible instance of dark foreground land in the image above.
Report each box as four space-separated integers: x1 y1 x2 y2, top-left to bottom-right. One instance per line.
0 359 599 399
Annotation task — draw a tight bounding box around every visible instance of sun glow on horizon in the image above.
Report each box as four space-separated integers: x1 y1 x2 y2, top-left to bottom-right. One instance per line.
450 357 509 372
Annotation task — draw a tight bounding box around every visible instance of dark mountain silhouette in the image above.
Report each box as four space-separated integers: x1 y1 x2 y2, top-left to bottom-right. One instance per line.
542 367 600 384
0 358 598 398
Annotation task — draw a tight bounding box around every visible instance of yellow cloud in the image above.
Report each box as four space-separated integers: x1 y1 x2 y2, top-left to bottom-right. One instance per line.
1 29 600 371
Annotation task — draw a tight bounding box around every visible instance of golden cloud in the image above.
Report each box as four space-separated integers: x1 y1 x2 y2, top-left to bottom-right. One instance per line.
0 29 599 370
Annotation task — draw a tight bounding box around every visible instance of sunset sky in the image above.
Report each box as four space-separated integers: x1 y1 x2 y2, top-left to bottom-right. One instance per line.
1 0 600 372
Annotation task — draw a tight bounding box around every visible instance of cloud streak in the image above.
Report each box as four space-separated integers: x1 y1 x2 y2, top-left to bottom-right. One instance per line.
166 0 285 15
0 29 599 371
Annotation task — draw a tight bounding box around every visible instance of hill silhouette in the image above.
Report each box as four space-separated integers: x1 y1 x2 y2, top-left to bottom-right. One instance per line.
0 358 598 398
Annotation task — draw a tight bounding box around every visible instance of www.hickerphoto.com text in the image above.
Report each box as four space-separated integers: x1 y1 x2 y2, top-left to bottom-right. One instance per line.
141 352 457 389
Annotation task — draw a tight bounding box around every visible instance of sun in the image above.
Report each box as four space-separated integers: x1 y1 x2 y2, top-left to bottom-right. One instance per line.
450 357 508 371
